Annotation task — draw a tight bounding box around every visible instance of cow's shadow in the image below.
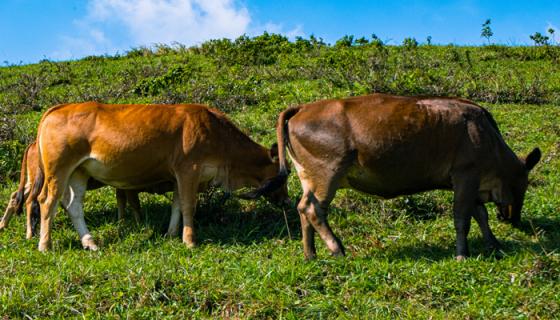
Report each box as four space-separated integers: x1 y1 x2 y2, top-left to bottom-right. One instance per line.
383 238 521 262
382 216 560 261
64 189 300 250
51 189 560 259
516 215 560 253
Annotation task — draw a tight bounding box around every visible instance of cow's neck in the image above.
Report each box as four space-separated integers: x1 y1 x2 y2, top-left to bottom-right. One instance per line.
479 137 523 191
225 140 270 191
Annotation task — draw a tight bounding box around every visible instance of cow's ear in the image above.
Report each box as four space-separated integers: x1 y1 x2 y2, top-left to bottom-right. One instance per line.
524 147 541 171
269 143 279 161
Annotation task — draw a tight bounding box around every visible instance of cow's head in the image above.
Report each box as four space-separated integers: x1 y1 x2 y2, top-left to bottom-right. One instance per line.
494 148 541 226
238 144 290 206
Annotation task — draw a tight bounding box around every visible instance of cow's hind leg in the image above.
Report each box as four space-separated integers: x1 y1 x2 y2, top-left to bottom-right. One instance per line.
298 203 317 259
62 171 97 250
25 184 40 239
25 196 38 239
38 177 65 252
296 173 344 259
473 205 501 253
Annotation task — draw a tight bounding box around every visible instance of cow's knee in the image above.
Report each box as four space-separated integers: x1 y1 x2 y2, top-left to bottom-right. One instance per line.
297 194 321 221
297 192 344 257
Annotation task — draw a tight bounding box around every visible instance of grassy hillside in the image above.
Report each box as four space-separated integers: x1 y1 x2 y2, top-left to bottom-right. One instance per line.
0 34 559 318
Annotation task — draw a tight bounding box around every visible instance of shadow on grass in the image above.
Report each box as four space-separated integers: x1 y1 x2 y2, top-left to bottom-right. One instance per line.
517 215 560 253
396 195 448 222
50 189 560 257
384 242 454 261
383 237 534 261
194 196 302 246
61 190 303 249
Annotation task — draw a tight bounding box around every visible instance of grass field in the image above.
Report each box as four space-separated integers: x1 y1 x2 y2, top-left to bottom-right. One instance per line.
1 36 559 318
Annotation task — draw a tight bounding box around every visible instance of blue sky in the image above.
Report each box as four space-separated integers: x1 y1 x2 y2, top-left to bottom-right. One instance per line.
1 0 559 64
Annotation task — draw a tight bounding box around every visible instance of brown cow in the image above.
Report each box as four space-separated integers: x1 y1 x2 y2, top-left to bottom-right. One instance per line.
255 94 541 260
0 141 147 239
34 102 286 251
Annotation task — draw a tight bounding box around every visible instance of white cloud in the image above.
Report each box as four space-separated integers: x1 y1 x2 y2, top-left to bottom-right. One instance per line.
51 28 114 60
88 0 251 45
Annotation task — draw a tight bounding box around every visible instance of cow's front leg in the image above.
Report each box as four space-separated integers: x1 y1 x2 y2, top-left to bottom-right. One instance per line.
125 190 142 224
176 173 199 248
166 189 181 237
473 205 501 252
453 207 471 260
116 189 126 221
451 173 479 260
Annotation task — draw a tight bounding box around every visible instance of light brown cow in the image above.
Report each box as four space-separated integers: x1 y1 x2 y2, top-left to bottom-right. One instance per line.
0 141 146 239
255 94 541 260
34 102 286 251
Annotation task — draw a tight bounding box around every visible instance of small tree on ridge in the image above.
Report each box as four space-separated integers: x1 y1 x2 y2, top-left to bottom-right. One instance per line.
481 19 493 44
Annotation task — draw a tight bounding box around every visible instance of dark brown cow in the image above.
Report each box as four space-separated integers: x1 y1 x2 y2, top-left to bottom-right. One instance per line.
34 102 286 251
0 141 149 239
258 94 541 260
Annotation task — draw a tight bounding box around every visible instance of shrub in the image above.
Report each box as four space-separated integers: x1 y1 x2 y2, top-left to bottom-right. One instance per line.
402 37 418 49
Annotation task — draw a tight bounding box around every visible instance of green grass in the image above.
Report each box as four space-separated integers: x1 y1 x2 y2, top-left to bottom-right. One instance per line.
0 103 559 318
1 37 559 318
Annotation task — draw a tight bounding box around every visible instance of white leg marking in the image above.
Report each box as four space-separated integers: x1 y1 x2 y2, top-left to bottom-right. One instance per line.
65 172 97 250
167 189 181 237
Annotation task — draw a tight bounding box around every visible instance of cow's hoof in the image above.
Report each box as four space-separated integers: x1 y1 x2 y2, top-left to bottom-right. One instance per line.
81 235 98 251
84 243 99 251
331 250 345 258
456 255 467 261
487 243 502 254
38 242 51 252
304 253 317 261
165 230 178 238
487 249 504 260
183 241 196 248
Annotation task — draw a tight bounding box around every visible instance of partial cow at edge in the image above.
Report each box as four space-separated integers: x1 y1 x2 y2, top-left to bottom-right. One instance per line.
254 93 541 260
0 141 167 239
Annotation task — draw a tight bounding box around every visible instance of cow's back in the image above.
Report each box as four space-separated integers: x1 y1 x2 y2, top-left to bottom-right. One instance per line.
38 102 218 188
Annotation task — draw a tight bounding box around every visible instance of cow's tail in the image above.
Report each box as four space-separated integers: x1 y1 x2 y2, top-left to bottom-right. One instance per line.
28 147 44 236
14 143 34 215
276 106 300 177
238 106 301 200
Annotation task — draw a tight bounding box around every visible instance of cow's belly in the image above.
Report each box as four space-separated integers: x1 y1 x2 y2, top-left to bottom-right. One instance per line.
80 157 172 189
342 163 451 199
